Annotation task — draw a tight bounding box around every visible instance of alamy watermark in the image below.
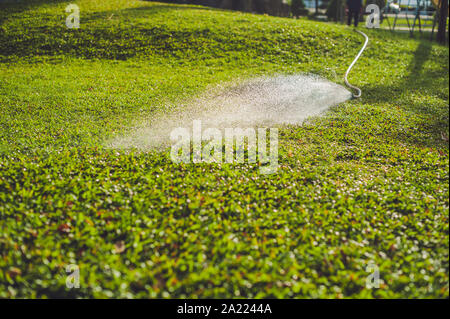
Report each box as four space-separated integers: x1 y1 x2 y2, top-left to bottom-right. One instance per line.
66 264 80 289
170 120 278 175
366 4 381 29
65 4 80 29
365 261 381 289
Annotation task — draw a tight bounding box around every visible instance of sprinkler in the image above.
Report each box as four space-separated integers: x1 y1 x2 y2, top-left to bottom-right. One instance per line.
344 29 369 99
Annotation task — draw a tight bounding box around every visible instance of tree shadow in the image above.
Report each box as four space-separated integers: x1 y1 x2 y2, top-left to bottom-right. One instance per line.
364 40 433 103
81 2 220 23
0 1 218 25
361 39 449 148
0 2 223 61
0 0 69 17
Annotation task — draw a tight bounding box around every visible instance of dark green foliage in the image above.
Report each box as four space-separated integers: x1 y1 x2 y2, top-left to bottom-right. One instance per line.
291 0 308 17
326 0 345 22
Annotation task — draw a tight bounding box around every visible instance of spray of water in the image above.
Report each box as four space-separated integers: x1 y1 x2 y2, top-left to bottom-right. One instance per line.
106 74 352 150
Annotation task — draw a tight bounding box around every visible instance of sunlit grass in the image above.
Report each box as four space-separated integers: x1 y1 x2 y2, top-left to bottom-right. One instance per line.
0 0 448 298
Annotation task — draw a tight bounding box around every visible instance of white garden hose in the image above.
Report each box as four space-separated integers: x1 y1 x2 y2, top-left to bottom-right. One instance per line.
344 29 369 99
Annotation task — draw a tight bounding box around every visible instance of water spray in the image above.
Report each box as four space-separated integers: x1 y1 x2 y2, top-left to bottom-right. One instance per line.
109 31 370 150
344 29 369 99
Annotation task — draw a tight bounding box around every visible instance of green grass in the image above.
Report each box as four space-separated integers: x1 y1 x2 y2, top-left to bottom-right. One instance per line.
0 0 448 298
382 17 449 31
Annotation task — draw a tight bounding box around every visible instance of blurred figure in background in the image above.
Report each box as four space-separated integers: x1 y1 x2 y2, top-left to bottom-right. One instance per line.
346 0 363 27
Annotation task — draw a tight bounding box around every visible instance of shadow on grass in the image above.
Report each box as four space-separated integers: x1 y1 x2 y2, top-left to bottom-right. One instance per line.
80 3 219 23
0 0 69 16
362 39 449 148
0 2 226 61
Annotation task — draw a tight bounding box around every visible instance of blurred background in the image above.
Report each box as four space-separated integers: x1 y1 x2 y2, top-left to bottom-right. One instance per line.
151 0 448 42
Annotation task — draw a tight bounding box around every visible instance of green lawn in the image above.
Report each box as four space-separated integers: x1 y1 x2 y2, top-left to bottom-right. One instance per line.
382 17 449 31
0 0 448 298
